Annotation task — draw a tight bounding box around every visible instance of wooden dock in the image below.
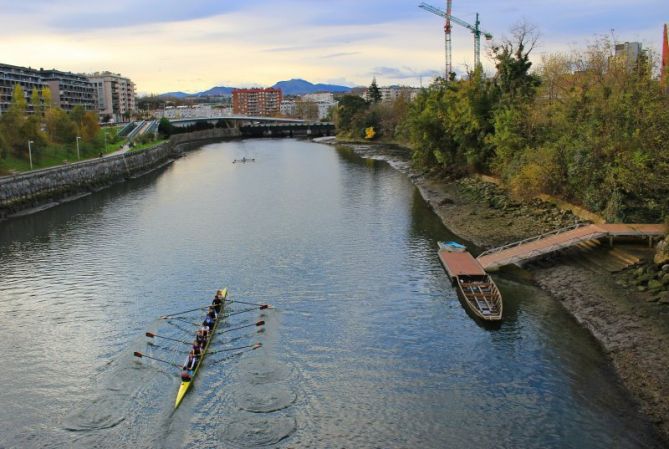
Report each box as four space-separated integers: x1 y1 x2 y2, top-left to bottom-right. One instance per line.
477 223 667 271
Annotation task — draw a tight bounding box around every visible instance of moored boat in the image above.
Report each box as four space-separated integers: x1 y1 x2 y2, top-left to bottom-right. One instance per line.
174 288 228 408
438 241 467 252
437 244 503 321
455 274 503 321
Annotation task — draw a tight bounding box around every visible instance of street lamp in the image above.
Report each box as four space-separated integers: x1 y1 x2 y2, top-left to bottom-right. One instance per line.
28 140 34 170
76 136 81 160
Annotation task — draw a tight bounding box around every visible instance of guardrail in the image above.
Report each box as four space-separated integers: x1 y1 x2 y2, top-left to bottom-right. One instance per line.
477 222 589 258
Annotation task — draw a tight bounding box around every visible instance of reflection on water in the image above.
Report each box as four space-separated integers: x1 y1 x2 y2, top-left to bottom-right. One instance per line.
0 139 663 448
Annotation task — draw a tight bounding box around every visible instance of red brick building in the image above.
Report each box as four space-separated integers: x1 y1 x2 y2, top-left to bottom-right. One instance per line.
232 88 282 116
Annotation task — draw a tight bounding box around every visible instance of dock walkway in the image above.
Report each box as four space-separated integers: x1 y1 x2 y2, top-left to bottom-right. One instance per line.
477 223 666 271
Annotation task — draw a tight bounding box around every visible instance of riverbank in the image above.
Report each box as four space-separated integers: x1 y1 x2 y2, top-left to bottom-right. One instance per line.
0 128 241 221
331 139 669 442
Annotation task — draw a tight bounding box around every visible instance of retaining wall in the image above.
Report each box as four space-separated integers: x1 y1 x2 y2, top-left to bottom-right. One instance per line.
0 127 240 220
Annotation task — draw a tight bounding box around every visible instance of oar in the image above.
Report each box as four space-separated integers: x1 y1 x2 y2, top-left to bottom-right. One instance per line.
209 344 262 365
226 305 270 317
230 299 272 308
209 343 262 355
133 351 181 368
221 321 265 334
160 305 210 319
145 332 192 346
171 317 203 327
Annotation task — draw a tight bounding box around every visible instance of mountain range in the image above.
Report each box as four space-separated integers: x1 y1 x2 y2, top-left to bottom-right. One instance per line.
158 79 352 99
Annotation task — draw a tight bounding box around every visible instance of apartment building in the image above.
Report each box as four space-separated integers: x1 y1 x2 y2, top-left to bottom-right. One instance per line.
40 69 95 112
0 63 45 114
362 85 420 103
232 88 282 116
88 71 136 122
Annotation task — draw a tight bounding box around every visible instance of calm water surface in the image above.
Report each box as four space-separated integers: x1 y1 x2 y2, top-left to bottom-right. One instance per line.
0 139 663 448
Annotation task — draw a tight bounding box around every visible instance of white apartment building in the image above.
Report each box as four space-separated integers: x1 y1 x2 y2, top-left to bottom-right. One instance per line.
88 71 136 122
299 93 337 120
301 92 334 103
363 86 420 103
280 99 297 116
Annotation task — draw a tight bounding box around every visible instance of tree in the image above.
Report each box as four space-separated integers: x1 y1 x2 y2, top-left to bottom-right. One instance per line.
30 88 41 116
158 117 174 138
491 22 541 101
367 78 382 104
40 87 52 112
45 108 77 144
295 100 319 121
334 95 369 134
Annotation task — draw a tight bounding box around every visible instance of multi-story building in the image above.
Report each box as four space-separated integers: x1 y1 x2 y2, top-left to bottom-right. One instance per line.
614 42 643 69
0 63 45 114
280 99 297 116
88 71 136 122
301 92 334 103
40 69 95 112
362 85 420 103
232 88 282 116
299 93 336 120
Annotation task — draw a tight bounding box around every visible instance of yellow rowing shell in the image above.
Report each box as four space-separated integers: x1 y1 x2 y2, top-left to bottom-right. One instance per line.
175 288 227 409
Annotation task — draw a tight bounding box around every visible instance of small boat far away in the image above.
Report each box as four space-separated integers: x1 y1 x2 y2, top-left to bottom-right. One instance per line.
437 242 503 321
233 157 255 164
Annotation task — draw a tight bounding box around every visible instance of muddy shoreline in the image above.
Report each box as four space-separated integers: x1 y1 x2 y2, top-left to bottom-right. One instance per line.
332 139 669 442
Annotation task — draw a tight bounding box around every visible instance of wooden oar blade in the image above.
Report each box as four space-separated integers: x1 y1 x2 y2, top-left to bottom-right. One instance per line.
145 332 155 338
134 352 143 358
256 320 265 326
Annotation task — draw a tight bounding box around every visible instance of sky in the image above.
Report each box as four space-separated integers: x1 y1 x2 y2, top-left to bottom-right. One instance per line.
0 0 666 94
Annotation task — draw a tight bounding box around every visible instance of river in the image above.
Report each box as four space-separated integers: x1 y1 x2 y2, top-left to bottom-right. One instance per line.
0 139 663 448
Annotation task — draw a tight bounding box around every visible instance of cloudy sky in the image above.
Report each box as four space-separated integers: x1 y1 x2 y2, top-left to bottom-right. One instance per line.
0 0 666 94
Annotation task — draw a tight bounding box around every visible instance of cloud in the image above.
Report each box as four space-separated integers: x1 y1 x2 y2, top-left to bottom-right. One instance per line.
320 52 360 59
0 0 666 93
371 66 441 80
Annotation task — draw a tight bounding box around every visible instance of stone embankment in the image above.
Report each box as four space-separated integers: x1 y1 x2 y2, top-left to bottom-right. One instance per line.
330 140 669 442
0 128 240 220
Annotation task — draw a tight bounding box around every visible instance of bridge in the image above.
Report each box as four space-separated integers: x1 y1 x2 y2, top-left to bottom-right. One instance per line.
123 116 335 140
477 223 667 271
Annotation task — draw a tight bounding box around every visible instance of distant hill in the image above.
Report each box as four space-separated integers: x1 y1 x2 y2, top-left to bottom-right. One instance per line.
195 86 234 97
157 79 352 99
272 79 352 96
159 91 190 99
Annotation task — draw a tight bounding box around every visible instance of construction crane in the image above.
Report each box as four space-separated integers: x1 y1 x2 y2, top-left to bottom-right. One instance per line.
444 0 453 79
419 2 493 73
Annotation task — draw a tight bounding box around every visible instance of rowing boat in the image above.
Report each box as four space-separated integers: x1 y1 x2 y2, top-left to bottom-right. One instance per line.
437 244 503 321
175 288 228 409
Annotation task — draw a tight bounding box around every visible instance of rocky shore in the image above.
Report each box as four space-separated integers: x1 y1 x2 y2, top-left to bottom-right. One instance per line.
333 140 669 442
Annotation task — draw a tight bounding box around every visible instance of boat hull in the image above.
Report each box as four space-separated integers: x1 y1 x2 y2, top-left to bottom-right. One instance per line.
175 288 228 409
455 275 503 321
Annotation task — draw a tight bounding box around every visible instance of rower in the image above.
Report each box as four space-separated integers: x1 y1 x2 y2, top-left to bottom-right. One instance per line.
207 306 217 320
192 342 203 357
203 314 214 330
183 350 198 371
212 291 224 313
195 329 206 345
199 324 210 339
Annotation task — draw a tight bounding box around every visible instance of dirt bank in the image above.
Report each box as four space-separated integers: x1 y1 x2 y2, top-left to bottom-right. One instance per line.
335 140 669 442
